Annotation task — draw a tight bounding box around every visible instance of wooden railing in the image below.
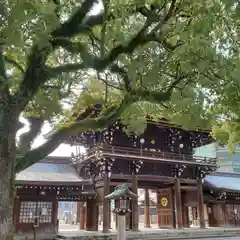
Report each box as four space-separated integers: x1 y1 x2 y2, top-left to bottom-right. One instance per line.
73 145 217 165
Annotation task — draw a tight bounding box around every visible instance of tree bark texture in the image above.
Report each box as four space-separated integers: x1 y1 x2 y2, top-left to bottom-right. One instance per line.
0 110 17 240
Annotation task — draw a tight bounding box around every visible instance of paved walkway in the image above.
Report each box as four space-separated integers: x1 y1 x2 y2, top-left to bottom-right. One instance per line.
57 226 240 239
204 237 240 240
59 223 160 232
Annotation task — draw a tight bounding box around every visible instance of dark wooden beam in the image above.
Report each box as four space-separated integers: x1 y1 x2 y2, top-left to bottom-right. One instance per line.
79 202 86 230
173 186 198 191
86 199 98 231
197 179 205 228
111 174 197 184
144 189 151 228
131 174 139 231
175 178 183 229
102 169 110 233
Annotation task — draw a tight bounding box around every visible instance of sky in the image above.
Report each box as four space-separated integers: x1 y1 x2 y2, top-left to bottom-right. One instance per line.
18 117 77 157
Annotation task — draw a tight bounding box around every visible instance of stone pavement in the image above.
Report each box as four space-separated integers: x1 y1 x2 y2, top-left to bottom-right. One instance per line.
57 227 240 240
210 238 240 240
16 224 240 240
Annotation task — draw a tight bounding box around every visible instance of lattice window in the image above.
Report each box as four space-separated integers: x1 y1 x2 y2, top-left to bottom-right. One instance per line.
39 201 53 223
19 201 36 223
19 201 53 224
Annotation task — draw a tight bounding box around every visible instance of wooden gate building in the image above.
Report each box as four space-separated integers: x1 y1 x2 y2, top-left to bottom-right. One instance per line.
14 105 240 234
204 172 240 228
67 106 218 232
13 157 96 235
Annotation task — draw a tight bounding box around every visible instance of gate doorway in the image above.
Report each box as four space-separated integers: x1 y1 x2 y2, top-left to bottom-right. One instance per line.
157 188 174 228
58 201 78 231
226 204 240 227
188 206 199 227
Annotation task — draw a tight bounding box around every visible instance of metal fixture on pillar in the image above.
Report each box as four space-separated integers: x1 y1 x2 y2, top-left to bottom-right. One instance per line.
105 184 138 240
140 138 145 156
179 143 184 159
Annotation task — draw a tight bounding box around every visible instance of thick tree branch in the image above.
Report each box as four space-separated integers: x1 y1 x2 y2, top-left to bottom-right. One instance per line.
165 0 177 21
15 95 133 172
4 55 24 73
0 45 10 100
11 0 181 117
47 63 85 77
17 117 44 155
131 88 172 103
51 30 175 77
11 46 50 111
15 59 186 172
11 0 97 112
52 0 98 38
98 76 122 90
110 64 132 92
75 11 114 35
110 63 187 103
0 46 6 81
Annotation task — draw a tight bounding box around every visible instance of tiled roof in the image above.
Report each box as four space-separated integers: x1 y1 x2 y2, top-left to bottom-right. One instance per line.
205 172 240 192
15 157 89 185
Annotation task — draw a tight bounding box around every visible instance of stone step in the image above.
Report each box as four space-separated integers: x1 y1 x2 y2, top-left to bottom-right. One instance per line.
56 229 240 240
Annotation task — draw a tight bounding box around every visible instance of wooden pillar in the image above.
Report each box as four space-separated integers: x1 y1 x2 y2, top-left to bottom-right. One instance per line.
156 190 161 228
76 202 81 223
86 200 98 231
103 169 110 233
222 202 227 227
54 198 59 232
131 174 139 231
171 188 176 229
80 203 86 230
175 178 183 229
93 204 99 231
197 179 205 228
86 200 92 231
144 189 151 228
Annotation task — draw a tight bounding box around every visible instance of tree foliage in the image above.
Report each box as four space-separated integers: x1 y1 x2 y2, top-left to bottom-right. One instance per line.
0 1 240 237
0 0 239 172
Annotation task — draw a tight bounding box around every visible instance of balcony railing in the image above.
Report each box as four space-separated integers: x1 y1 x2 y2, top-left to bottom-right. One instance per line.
72 145 217 166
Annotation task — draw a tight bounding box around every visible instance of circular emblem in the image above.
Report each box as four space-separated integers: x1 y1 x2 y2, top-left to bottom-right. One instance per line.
161 197 168 207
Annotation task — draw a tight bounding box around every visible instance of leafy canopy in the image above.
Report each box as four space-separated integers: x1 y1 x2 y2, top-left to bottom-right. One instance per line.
0 0 239 170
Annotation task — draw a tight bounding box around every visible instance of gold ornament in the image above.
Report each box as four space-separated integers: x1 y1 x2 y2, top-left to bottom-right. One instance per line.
161 197 168 207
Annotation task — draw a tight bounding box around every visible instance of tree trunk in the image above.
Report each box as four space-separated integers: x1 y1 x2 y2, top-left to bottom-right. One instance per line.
0 111 17 240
